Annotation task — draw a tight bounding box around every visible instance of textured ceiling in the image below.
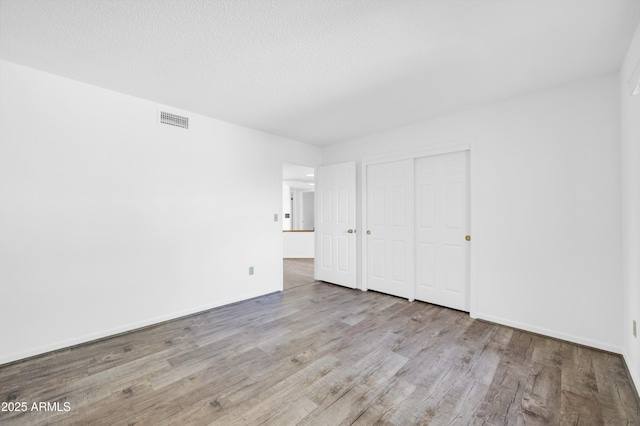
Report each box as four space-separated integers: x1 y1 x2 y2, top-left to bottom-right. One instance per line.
1 0 639 145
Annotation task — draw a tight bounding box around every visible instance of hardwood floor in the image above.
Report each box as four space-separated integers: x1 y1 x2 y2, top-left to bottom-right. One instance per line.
1 280 638 425
283 258 315 290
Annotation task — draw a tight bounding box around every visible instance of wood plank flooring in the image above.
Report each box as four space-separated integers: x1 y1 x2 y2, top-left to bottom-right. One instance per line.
1 278 639 425
283 258 315 290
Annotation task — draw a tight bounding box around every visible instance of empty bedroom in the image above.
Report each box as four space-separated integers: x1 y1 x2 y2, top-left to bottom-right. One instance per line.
1 0 639 424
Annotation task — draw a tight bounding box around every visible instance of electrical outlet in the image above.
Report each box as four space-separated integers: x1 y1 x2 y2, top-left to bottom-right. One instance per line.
249 266 254 276
634 319 637 338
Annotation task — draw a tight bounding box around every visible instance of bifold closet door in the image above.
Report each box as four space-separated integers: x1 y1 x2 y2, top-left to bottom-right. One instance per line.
366 159 414 300
415 151 470 311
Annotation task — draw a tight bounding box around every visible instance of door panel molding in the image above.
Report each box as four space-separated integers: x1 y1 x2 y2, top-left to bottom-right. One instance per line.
315 161 357 288
365 159 415 300
361 139 477 316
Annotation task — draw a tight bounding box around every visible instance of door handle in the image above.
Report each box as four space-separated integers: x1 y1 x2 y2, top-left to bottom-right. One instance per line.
465 235 471 241
366 230 371 235
347 229 355 234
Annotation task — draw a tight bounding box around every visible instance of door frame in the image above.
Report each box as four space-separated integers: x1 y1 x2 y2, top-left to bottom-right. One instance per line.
361 138 478 318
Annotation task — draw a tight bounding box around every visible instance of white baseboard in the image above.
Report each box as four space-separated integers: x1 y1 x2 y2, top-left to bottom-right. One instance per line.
0 288 279 366
623 350 640 397
475 312 623 354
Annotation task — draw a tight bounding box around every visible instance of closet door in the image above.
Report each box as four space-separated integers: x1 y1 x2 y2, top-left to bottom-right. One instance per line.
366 159 414 300
415 151 470 311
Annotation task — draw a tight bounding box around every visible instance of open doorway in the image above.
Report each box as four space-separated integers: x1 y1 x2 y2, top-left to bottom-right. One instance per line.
282 163 315 232
282 163 316 290
283 258 315 290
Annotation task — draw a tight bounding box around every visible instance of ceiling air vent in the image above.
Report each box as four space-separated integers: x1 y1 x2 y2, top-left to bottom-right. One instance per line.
160 111 189 129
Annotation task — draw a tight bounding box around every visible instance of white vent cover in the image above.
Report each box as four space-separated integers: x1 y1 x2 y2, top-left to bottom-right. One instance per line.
160 111 189 129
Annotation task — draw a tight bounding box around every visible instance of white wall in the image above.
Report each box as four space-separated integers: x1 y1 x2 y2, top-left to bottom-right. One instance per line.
291 189 304 230
282 232 315 258
302 191 315 230
323 74 622 353
620 23 640 395
282 182 292 231
0 60 321 365
291 189 314 231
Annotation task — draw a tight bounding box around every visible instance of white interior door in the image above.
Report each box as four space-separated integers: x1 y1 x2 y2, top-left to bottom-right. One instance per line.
415 151 470 311
314 161 356 288
366 159 414 300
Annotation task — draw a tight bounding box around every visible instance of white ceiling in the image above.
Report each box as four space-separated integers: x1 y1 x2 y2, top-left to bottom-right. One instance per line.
1 0 639 146
283 163 315 190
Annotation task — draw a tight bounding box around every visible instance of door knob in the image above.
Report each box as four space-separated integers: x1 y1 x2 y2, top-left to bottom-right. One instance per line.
367 230 371 235
465 235 471 241
347 229 354 234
